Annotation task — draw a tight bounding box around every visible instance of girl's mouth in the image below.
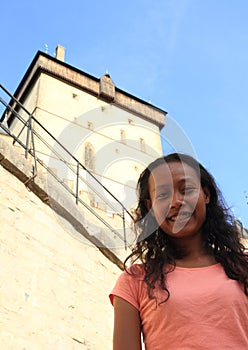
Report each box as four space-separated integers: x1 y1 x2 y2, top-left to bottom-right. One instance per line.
168 212 192 222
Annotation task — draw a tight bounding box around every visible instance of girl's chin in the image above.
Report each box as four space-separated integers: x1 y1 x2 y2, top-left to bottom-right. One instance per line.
167 218 192 235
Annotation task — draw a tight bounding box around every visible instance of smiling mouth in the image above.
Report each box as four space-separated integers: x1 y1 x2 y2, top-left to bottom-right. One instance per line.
167 212 192 222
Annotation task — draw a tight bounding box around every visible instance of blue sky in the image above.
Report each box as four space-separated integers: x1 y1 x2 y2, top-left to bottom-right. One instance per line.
1 0 248 227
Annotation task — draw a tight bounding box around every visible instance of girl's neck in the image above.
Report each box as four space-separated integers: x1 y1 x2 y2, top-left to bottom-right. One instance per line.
175 254 217 268
169 233 216 268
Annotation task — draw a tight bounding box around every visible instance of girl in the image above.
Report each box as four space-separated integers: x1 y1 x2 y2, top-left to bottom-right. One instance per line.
110 153 248 350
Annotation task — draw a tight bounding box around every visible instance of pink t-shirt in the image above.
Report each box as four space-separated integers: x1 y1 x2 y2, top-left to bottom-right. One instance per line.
110 263 248 350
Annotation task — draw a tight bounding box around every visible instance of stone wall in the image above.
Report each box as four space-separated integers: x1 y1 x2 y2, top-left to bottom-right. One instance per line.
0 139 123 349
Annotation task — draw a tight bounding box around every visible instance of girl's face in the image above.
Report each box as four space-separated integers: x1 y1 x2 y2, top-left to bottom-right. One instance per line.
147 161 210 239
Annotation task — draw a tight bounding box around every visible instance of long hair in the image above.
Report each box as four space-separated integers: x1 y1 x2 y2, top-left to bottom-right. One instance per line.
125 153 248 302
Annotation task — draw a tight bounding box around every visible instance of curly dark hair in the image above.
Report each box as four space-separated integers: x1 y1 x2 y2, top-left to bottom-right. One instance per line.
124 153 248 302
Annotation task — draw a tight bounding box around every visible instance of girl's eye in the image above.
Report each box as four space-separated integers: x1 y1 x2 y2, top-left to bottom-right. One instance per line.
183 186 196 194
157 192 170 199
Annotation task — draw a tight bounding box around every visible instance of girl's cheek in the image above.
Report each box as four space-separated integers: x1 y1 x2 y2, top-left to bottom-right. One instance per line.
155 203 170 217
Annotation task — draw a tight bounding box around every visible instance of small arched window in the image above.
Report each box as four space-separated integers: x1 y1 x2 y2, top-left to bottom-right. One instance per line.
84 143 95 171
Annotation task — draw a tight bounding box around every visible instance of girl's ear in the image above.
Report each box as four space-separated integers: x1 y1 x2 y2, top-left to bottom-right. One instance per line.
203 187 210 204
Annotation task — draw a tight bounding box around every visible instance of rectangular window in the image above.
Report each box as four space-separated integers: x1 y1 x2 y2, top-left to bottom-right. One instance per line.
120 129 126 144
85 143 95 171
140 138 146 152
87 121 93 130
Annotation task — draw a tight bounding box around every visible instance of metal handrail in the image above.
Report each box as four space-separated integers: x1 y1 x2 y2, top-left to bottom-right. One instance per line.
0 84 135 248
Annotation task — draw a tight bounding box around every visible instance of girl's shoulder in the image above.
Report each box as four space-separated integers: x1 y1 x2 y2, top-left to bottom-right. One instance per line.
125 263 145 277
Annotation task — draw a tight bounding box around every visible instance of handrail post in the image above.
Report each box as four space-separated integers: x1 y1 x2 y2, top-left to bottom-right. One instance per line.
30 116 38 175
76 162 79 205
25 115 32 159
122 207 127 250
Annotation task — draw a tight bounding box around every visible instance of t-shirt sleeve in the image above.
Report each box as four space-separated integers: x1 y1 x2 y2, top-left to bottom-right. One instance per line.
109 269 141 311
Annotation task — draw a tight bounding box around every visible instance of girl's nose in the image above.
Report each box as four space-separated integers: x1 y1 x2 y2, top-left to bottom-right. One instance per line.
170 193 184 208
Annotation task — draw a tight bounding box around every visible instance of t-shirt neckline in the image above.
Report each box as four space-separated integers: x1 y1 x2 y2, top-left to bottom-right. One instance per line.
174 263 221 271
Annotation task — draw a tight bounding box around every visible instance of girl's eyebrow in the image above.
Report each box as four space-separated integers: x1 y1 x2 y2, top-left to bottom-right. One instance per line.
153 184 170 191
150 184 171 194
152 176 198 192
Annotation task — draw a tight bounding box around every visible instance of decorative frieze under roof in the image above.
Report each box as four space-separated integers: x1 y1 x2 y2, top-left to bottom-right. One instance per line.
4 46 166 129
